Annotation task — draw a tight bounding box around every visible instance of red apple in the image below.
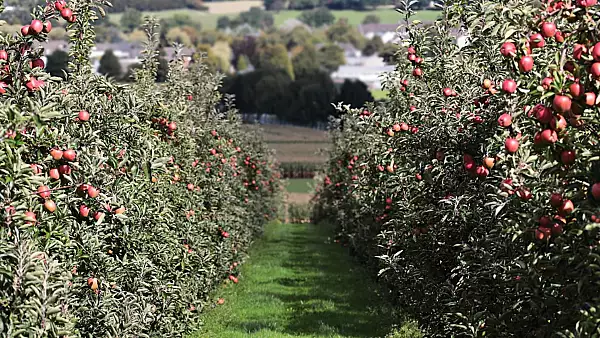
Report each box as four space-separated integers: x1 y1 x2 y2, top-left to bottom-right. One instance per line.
60 8 73 20
592 183 600 200
519 55 534 72
498 113 512 127
87 186 99 198
584 92 596 106
550 193 563 208
569 83 583 97
63 149 76 161
529 33 545 48
20 25 30 36
505 138 519 153
78 110 90 121
590 63 600 78
58 164 71 175
540 22 557 38
43 21 52 33
539 129 558 144
553 95 572 113
79 205 90 217
559 200 574 215
0 50 7 60
55 1 67 10
29 20 43 34
502 79 517 93
32 58 45 68
50 149 63 160
550 114 567 132
49 168 60 180
560 150 576 165
500 41 517 57
44 200 57 212
38 186 51 199
592 42 600 61
533 104 553 123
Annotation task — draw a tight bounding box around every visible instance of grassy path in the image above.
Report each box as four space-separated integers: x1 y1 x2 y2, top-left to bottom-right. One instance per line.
192 222 420 338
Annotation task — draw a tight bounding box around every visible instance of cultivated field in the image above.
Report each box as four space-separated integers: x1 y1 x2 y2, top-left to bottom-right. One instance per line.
246 124 330 164
109 9 440 31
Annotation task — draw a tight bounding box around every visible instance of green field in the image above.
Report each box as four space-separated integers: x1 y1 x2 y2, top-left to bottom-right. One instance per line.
371 89 390 100
193 222 421 337
109 9 440 31
285 178 314 193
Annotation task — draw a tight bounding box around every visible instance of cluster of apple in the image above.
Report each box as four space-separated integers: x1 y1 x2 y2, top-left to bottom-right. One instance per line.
407 46 424 78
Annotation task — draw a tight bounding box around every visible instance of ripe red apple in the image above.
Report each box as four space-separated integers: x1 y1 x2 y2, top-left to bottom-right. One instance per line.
408 54 416 62
560 150 576 165
0 50 7 60
38 186 51 199
44 200 57 212
168 121 177 131
67 15 76 23
554 31 564 43
55 1 67 10
392 123 401 132
49 168 60 180
569 83 583 97
400 123 409 131
500 41 516 57
20 25 30 36
552 95 571 113
551 223 563 235
63 149 76 161
539 216 552 228
497 113 512 127
187 183 194 190
483 157 495 169
24 211 37 224
574 44 587 60
79 205 90 217
592 42 600 61
58 164 71 175
78 110 90 121
476 166 489 177
407 46 416 54
32 58 45 68
29 20 43 34
518 55 534 72
43 21 52 33
539 129 558 144
529 33 545 48
592 183 600 200
60 8 73 20
559 200 574 215
87 186 99 198
550 114 567 132
550 193 563 208
505 138 519 153
442 87 453 97
540 22 557 38
412 68 422 77
590 63 600 78
517 188 532 200
93 211 105 221
584 92 596 106
541 77 553 89
533 104 553 124
502 79 517 93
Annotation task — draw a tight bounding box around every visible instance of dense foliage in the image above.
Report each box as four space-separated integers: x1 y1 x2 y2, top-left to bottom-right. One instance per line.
0 1 279 336
315 0 600 336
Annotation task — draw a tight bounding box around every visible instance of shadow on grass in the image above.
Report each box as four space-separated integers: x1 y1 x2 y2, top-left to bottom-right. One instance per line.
228 223 397 337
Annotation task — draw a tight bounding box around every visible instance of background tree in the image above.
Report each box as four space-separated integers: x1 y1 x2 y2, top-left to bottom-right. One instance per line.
120 8 142 32
122 63 142 82
325 19 366 49
239 7 274 29
46 50 69 79
166 27 193 46
257 43 294 79
98 50 123 79
379 42 400 64
299 7 335 28
283 26 317 50
216 16 231 30
362 36 384 56
288 0 320 9
335 79 373 109
317 44 345 73
292 45 319 77
362 14 381 24
195 45 222 73
236 55 250 72
285 70 337 124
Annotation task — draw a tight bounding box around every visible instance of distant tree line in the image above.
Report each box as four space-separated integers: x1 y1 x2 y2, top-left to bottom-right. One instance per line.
106 0 207 12
222 68 373 126
264 0 436 10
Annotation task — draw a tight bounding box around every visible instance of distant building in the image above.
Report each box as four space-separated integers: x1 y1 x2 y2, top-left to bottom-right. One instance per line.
279 18 312 32
357 24 401 43
331 62 395 90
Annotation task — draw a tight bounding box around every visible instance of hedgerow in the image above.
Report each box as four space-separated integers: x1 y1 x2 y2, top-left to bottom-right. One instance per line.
314 0 600 336
0 1 279 336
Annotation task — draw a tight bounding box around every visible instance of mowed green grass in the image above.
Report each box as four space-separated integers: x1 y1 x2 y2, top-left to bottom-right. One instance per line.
192 222 421 337
285 179 314 193
109 9 440 31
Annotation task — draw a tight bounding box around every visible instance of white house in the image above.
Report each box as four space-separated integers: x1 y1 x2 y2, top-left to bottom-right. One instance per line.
357 24 401 43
